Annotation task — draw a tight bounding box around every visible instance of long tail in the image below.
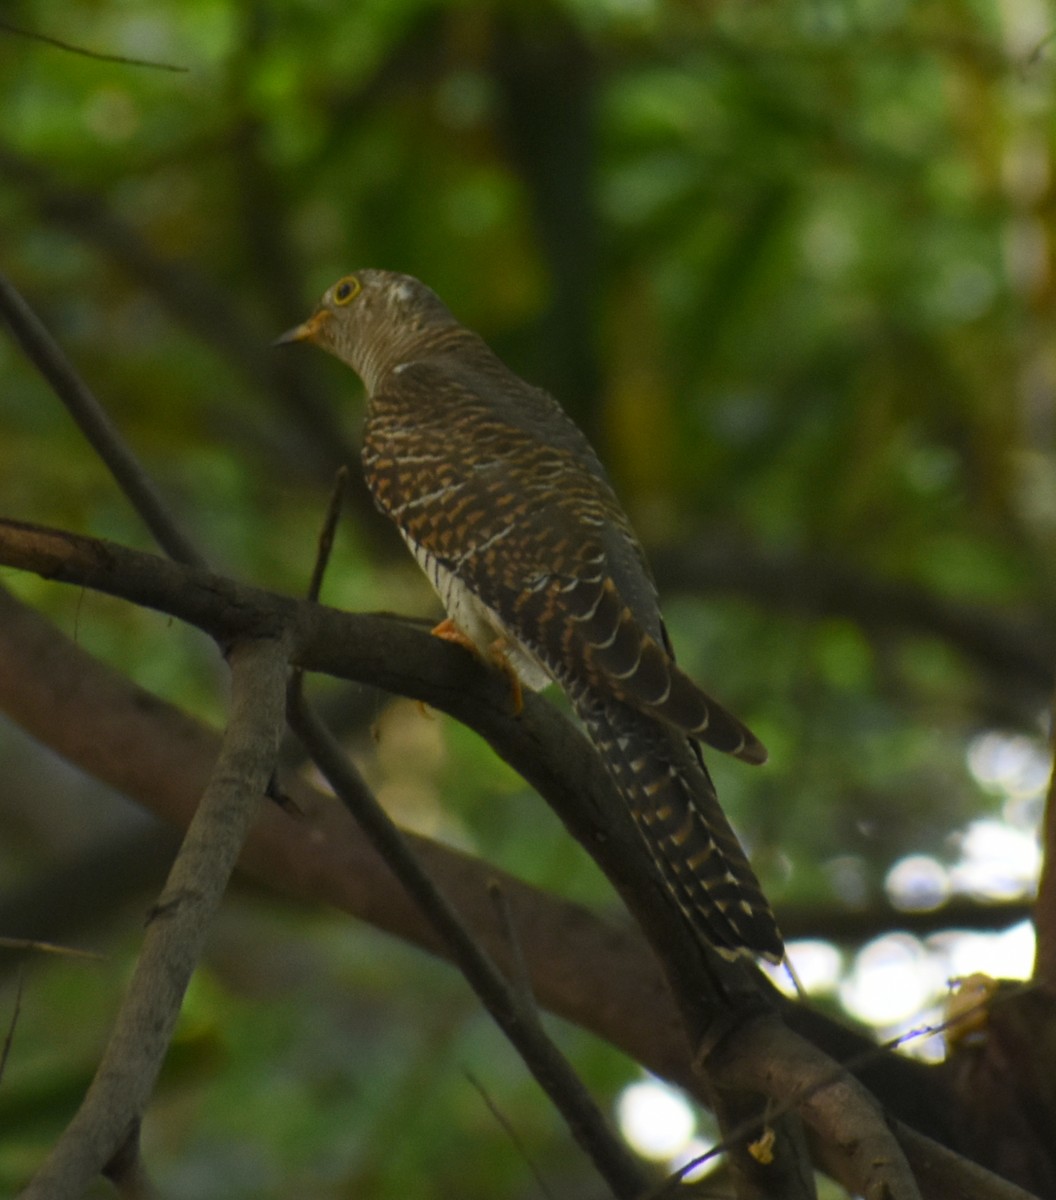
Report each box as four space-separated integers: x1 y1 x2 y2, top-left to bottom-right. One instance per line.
578 697 784 963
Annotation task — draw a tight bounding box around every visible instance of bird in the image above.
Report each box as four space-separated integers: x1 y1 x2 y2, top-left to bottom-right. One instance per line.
277 269 784 963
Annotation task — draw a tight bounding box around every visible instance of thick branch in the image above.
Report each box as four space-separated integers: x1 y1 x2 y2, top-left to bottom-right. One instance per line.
706 1015 920 1200
654 537 1055 708
1 552 1037 1197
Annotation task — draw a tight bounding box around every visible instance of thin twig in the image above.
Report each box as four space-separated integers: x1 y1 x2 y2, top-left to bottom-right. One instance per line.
1024 29 1056 68
0 273 207 568
307 466 349 603
0 144 359 478
464 1069 556 1200
1 968 24 1083
0 18 188 72
286 680 650 1200
487 878 538 1014
0 936 105 960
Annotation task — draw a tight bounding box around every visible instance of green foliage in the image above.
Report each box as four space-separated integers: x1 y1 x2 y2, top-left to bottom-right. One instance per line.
1 0 1053 1193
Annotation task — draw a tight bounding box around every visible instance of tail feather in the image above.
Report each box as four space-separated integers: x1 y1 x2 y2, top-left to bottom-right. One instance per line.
579 697 784 963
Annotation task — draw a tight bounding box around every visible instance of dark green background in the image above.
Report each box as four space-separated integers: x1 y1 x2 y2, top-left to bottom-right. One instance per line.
1 1 1052 1195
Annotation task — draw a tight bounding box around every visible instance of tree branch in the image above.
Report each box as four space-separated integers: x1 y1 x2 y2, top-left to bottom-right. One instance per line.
0 273 206 568
19 634 290 1199
0 146 356 477
288 680 651 1199
705 1015 921 1200
0 18 187 71
0 521 800 1197
653 537 1055 712
1032 683 1056 989
0 542 1036 1196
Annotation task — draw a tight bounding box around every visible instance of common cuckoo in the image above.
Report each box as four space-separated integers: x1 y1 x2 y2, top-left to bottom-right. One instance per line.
278 270 783 962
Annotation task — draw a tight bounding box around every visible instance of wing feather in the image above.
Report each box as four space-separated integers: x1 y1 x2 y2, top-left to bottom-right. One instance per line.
363 363 766 763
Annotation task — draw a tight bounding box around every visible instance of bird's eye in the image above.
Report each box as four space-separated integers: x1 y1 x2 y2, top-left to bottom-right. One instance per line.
333 276 362 306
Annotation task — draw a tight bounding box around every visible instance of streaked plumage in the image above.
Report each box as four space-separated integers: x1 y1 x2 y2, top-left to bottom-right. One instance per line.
278 269 784 962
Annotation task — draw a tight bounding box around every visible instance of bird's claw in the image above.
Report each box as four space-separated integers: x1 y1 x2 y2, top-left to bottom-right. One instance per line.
429 619 523 716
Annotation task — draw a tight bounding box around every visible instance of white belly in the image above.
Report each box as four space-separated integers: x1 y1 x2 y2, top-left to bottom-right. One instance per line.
404 536 552 693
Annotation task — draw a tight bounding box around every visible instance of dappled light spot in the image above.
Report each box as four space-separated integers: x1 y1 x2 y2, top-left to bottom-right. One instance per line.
930 922 1035 983
967 731 1050 801
615 1077 719 1182
616 1078 696 1160
885 854 951 912
760 938 842 998
839 934 944 1027
949 819 1040 902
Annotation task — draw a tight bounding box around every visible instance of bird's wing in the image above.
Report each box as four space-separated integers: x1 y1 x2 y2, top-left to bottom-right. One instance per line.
364 365 765 763
544 568 767 763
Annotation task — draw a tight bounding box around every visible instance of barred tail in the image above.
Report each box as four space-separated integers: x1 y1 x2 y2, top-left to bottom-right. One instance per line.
579 698 784 963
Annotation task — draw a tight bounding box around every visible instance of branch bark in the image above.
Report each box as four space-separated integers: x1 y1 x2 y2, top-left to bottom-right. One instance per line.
288 680 651 1199
19 635 290 1199
0 538 1038 1199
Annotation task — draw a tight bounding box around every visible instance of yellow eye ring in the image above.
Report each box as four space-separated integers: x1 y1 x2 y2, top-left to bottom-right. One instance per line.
333 276 362 305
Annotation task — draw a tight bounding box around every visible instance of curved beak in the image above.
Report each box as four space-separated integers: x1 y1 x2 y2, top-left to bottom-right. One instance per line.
274 309 330 347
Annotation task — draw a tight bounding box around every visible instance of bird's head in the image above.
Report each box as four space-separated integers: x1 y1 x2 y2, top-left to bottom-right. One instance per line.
275 269 459 391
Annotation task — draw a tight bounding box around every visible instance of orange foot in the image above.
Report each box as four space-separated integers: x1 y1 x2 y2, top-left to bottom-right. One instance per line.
429 619 524 716
430 616 477 651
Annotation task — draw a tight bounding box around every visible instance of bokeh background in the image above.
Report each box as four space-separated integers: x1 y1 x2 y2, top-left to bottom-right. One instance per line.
1 1 1053 1196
